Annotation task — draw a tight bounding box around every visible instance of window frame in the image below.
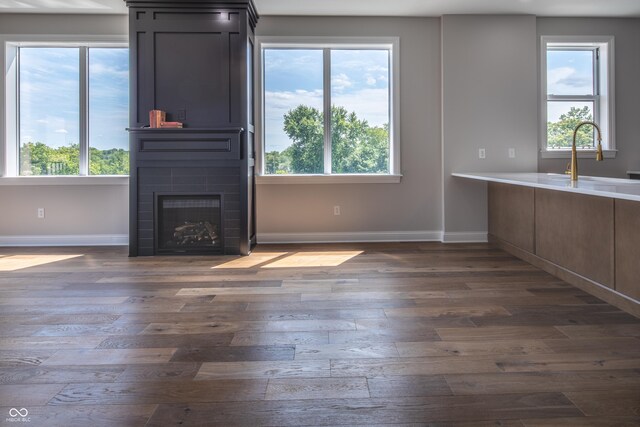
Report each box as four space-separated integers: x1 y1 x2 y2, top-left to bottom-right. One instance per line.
1 35 129 183
540 35 616 159
255 36 401 184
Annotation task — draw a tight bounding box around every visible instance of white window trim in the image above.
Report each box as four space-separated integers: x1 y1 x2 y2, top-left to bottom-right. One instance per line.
1 34 128 182
539 35 615 159
255 36 402 184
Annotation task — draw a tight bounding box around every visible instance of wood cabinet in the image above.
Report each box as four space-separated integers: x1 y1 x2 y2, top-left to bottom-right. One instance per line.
488 182 534 253
535 189 615 289
488 183 638 313
615 199 640 301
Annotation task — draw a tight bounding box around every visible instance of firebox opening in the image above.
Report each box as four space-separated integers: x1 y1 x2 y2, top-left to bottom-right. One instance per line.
156 194 223 254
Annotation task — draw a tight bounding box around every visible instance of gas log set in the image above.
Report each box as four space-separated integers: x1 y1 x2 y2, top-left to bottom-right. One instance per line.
169 221 219 247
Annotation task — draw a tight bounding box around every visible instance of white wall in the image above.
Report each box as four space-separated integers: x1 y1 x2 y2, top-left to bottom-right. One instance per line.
441 15 539 240
0 14 129 245
0 184 127 245
1 13 637 246
255 17 443 242
536 18 640 178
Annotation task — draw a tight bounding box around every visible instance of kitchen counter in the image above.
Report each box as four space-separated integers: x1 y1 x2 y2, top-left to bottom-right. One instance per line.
453 171 640 316
452 172 640 202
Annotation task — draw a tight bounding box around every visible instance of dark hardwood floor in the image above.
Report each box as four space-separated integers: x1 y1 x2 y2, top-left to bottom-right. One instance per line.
0 242 639 426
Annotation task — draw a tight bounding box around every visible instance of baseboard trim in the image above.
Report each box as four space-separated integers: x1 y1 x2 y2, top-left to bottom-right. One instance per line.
0 234 128 247
0 231 487 247
257 231 443 244
441 231 488 243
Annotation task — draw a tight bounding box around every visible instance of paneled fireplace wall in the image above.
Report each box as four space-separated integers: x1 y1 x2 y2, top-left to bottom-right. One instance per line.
124 0 258 256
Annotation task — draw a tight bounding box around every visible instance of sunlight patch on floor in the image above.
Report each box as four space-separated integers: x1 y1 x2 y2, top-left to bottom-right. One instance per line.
212 252 288 269
0 254 84 271
262 251 363 268
213 251 363 269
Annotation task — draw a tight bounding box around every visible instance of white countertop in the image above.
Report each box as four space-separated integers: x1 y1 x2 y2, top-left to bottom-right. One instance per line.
452 172 640 202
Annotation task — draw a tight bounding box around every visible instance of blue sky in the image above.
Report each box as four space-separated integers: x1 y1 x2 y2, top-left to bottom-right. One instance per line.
19 47 129 151
264 48 390 152
547 49 594 122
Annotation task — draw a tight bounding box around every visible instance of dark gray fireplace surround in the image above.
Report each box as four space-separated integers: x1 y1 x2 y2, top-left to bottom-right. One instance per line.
124 0 258 256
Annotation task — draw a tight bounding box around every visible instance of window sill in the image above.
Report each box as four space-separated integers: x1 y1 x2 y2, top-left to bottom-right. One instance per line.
0 176 129 186
256 174 402 185
540 149 617 159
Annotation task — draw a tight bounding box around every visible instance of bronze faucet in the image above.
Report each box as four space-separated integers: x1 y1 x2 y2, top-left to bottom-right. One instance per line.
566 121 604 181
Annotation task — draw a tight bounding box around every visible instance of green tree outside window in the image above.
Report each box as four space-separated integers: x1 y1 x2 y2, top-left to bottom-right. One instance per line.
267 104 389 175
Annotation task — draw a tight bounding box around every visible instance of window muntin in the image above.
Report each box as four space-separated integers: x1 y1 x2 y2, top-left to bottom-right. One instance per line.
16 45 128 177
261 42 393 176
541 37 614 154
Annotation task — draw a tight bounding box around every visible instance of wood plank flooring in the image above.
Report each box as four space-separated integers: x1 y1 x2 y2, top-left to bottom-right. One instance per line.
0 242 639 426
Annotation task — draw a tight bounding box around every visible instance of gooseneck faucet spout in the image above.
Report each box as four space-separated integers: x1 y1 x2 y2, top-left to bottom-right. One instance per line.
568 121 604 181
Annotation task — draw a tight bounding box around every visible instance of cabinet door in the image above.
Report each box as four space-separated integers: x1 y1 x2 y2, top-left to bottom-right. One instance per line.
488 182 535 253
615 199 640 300
535 189 614 288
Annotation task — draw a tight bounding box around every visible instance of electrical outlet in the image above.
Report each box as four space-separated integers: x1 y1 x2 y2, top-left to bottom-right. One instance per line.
508 148 516 158
478 148 486 159
177 109 186 121
37 208 45 219
333 205 341 216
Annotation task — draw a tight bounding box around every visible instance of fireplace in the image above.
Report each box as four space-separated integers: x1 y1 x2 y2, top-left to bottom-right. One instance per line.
124 0 258 256
156 194 223 254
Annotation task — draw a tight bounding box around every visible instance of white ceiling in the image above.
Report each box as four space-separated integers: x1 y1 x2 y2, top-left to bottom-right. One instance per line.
0 0 639 17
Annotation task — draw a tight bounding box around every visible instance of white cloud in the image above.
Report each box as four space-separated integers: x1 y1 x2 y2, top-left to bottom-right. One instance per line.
90 62 129 81
547 66 591 94
333 88 389 127
547 67 575 86
367 64 388 73
366 76 377 86
265 89 323 110
264 50 323 74
331 73 352 92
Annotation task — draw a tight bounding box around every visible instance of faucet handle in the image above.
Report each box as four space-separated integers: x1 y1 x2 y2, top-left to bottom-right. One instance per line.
565 161 572 175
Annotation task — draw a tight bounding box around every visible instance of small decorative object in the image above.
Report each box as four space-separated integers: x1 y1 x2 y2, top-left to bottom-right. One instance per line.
160 121 184 128
149 110 166 128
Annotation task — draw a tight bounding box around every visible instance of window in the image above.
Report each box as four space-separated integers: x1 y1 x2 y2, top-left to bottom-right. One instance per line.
541 36 615 157
9 44 129 177
257 38 400 181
